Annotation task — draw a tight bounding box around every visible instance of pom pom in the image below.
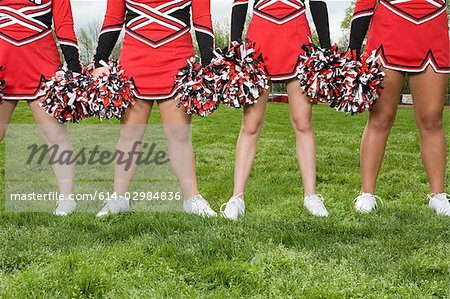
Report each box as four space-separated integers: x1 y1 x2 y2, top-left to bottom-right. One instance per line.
87 60 135 120
0 66 6 104
175 57 220 117
330 50 385 114
297 44 344 104
39 68 91 124
217 41 269 108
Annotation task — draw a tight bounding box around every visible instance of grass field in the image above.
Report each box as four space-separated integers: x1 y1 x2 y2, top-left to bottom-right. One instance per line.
0 102 449 298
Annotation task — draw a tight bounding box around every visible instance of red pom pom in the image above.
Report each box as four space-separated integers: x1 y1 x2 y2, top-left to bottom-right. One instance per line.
39 68 91 124
175 57 220 117
217 40 269 108
331 50 385 114
298 44 344 104
87 60 136 120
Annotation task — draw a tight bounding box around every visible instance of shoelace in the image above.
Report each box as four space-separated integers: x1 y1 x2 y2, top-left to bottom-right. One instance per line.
354 193 383 207
55 197 75 208
306 194 326 208
219 203 228 214
220 197 244 215
314 194 325 202
192 196 212 213
102 197 129 211
427 193 450 202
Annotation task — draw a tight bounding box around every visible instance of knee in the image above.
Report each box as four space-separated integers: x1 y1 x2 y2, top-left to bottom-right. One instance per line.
241 121 263 137
163 126 190 144
119 125 146 142
367 114 396 133
291 117 313 134
416 114 443 132
39 128 69 145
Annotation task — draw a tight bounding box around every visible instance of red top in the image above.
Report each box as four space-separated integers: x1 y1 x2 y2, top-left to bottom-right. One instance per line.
94 0 214 67
0 0 81 72
352 0 447 23
350 0 449 73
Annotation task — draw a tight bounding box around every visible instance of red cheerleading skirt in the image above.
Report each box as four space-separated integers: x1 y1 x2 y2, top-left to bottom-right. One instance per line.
366 1 450 73
0 34 60 100
246 13 312 82
119 32 195 101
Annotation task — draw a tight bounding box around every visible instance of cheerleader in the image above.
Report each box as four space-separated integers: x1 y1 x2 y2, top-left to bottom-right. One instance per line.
220 0 332 220
349 0 450 215
93 0 217 217
0 0 82 216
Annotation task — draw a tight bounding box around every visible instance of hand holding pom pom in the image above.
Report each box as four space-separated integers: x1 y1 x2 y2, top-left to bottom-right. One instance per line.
217 41 270 108
175 57 220 117
297 43 344 104
331 50 385 114
174 41 269 115
87 60 135 120
38 67 91 124
91 66 110 78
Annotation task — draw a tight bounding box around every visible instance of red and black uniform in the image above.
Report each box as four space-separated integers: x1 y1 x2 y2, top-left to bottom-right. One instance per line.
231 0 331 82
94 0 215 101
349 0 449 73
0 0 82 100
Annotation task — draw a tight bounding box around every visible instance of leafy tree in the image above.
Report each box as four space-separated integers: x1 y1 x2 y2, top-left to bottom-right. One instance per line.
77 21 122 66
339 2 355 49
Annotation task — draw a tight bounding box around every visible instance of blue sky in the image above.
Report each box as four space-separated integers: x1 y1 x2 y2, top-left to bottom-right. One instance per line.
71 0 351 41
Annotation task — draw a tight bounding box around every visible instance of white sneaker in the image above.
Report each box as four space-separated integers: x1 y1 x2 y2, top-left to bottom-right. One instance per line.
53 196 76 217
183 195 217 217
220 196 245 221
354 192 381 213
96 196 130 218
428 193 450 216
304 194 329 217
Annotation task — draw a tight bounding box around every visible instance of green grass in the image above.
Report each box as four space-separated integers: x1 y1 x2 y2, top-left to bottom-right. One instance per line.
0 102 449 298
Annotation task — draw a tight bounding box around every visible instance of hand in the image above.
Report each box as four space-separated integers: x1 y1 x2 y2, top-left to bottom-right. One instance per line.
92 66 110 78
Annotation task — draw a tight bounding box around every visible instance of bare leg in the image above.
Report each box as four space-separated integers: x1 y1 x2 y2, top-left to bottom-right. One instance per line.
360 68 405 194
0 101 17 141
409 67 448 194
114 99 153 196
286 79 316 196
233 88 270 198
29 100 74 197
158 98 198 199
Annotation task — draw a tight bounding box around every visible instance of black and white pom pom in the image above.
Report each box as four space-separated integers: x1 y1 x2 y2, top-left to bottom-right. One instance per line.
87 60 135 120
297 43 343 104
330 50 385 114
217 41 269 108
175 57 220 117
39 68 91 124
0 66 5 104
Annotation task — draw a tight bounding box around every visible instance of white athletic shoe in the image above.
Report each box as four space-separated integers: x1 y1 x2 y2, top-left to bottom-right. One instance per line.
96 196 130 218
428 193 450 216
183 195 217 218
221 196 245 221
304 194 329 217
354 192 381 214
53 196 76 217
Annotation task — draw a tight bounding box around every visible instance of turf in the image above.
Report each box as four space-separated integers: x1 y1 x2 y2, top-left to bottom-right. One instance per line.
0 102 449 298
